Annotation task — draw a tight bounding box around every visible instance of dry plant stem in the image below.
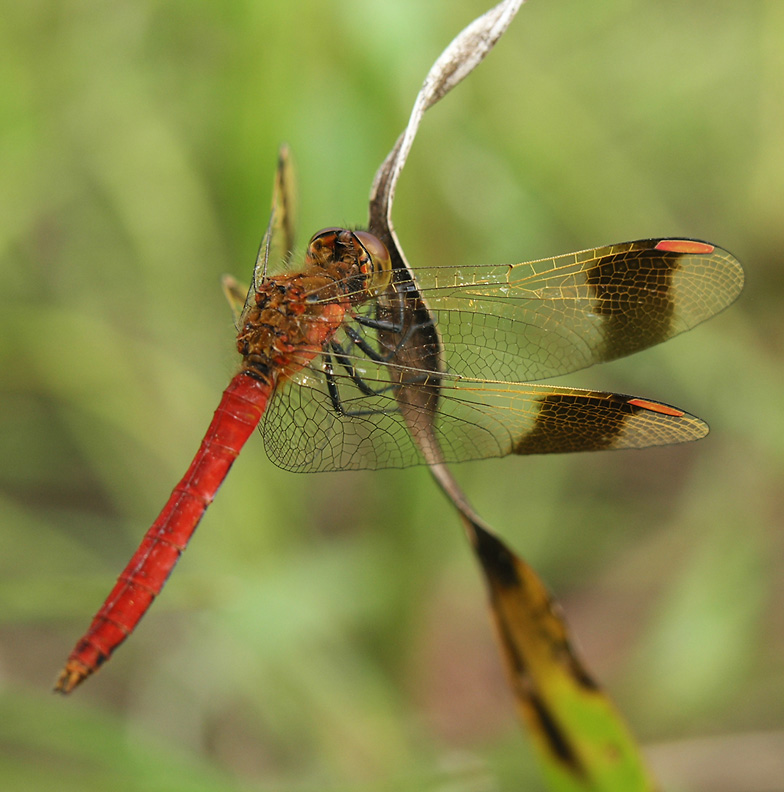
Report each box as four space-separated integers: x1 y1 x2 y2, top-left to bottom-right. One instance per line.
368 0 527 544
369 0 525 268
368 0 657 787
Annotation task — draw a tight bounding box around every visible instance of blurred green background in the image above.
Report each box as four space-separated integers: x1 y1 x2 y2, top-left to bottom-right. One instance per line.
1 1 782 790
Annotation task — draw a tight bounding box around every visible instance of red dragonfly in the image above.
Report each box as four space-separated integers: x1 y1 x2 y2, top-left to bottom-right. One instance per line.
55 150 744 693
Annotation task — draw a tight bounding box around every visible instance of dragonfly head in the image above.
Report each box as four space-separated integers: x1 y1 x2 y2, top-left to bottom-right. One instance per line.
306 228 392 303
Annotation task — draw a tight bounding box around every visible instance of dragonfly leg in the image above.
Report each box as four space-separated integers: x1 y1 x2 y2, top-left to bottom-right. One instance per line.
354 285 407 334
323 350 399 418
349 294 434 363
344 324 397 363
324 286 436 414
329 341 392 396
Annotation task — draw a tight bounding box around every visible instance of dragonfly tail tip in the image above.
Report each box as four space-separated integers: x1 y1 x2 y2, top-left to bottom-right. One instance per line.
53 660 91 695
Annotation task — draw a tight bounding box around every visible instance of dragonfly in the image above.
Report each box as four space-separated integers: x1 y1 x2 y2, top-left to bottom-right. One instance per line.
55 149 744 693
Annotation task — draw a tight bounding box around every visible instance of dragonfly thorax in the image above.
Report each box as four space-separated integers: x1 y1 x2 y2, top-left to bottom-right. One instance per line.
236 272 348 385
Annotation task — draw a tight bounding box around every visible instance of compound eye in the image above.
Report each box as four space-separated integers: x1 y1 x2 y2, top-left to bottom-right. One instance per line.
305 227 350 270
307 227 344 247
354 231 392 294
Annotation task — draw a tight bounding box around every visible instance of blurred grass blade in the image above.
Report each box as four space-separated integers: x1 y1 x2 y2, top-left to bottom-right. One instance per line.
427 462 657 791
473 520 656 791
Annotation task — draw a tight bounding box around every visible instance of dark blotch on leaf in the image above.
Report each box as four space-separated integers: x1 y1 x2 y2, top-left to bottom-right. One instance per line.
473 523 520 588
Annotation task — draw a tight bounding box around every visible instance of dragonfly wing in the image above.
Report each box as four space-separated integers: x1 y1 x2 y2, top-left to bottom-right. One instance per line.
261 349 426 472
412 239 743 382
260 143 297 278
221 274 247 327
434 379 707 457
234 145 298 328
259 238 737 471
260 338 707 472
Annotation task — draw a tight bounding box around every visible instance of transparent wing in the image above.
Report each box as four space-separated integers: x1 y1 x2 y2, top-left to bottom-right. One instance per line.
223 145 298 329
406 238 744 382
260 237 742 472
261 341 708 472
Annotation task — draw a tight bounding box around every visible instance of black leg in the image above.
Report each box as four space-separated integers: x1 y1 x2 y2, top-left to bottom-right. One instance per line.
322 349 400 418
349 291 434 363
329 341 394 397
